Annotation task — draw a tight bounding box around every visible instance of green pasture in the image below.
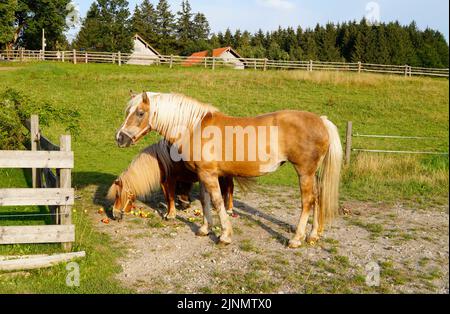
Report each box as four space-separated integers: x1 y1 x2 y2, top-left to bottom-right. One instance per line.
0 62 448 293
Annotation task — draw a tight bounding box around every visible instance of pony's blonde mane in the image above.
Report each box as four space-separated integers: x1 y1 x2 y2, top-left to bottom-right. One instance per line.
107 140 173 204
128 92 218 141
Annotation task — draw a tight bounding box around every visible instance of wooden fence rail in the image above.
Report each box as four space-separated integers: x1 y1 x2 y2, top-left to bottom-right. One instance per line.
0 115 74 251
1 49 448 78
344 121 449 164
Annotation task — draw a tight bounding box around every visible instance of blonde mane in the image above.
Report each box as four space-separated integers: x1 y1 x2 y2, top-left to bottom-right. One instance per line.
127 92 218 141
107 140 173 203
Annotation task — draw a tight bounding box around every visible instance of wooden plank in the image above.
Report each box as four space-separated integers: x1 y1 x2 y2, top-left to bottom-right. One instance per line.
345 121 353 165
0 188 74 206
30 115 40 188
0 251 85 271
0 150 73 168
59 135 73 252
0 225 75 244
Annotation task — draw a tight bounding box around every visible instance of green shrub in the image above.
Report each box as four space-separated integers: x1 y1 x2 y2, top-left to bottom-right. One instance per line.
0 89 80 150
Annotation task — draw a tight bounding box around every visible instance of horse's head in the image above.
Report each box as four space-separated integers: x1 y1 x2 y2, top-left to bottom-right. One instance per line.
116 91 152 148
108 178 136 221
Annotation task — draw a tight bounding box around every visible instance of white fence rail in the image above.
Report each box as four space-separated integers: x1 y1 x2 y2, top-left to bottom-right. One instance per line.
0 49 448 78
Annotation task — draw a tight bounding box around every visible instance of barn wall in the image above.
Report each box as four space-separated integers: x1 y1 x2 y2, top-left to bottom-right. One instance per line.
219 51 245 70
127 39 159 65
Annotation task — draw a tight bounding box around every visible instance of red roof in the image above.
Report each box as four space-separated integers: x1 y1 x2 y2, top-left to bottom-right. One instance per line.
212 47 242 59
183 50 208 66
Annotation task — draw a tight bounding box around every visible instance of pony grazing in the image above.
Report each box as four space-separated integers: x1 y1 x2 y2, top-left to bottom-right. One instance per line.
116 92 343 248
107 140 235 221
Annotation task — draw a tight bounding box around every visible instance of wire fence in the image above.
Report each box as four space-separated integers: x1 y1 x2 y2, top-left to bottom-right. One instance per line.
0 49 448 78
344 122 449 164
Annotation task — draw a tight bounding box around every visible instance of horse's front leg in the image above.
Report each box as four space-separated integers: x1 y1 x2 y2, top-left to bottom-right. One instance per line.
162 180 177 220
199 172 233 245
196 182 213 236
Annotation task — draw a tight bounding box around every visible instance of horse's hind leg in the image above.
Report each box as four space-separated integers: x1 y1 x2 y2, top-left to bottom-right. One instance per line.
288 173 315 248
307 177 320 245
196 182 213 237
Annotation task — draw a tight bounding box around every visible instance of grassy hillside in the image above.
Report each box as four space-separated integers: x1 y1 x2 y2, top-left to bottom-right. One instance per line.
0 62 448 293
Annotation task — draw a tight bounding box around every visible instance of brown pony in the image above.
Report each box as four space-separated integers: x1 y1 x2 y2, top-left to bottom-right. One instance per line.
107 140 235 220
116 92 342 248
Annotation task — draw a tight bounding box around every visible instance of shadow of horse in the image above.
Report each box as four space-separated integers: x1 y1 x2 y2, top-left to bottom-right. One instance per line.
74 171 295 246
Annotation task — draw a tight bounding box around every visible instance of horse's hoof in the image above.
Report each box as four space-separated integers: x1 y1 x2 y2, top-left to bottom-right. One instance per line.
164 214 176 220
218 235 232 245
306 235 320 245
288 239 302 249
226 209 234 215
196 227 210 237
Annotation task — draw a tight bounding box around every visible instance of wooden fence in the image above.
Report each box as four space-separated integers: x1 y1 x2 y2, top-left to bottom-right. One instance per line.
0 115 74 251
0 48 448 78
344 121 449 164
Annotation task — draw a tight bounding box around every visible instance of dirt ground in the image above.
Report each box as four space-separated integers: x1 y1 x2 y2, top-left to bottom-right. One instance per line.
92 185 449 294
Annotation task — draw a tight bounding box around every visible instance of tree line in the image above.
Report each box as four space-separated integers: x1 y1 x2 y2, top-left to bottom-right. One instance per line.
1 0 448 68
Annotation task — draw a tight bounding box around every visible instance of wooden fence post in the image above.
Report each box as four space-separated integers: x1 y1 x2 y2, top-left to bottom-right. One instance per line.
59 135 72 252
20 48 24 62
254 60 257 70
263 58 268 71
72 50 77 64
85 52 88 64
62 51 65 62
345 121 353 165
309 60 313 72
169 54 173 68
358 61 362 73
212 57 216 70
30 115 41 188
404 65 408 77
204 57 207 68
118 51 122 66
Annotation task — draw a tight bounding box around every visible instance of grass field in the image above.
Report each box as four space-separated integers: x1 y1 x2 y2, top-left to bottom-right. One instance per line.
0 62 448 293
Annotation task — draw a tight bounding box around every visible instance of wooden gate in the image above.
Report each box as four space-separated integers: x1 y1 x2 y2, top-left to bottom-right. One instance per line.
0 115 75 251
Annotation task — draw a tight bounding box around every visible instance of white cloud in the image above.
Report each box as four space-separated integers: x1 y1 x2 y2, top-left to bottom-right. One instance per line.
257 0 295 10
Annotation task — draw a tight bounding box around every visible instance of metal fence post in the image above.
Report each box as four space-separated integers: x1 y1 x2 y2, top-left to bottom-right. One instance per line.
345 121 353 165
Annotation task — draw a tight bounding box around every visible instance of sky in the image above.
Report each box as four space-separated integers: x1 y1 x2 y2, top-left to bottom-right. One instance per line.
66 0 449 42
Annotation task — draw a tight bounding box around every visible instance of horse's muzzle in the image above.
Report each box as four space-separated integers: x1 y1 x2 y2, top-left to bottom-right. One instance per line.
116 131 133 148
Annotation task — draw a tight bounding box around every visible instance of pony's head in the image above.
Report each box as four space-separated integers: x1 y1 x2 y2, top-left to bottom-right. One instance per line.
107 178 137 221
116 92 153 148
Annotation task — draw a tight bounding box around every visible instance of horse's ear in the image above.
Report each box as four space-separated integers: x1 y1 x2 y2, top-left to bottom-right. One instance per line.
114 179 122 188
130 90 137 99
142 92 149 105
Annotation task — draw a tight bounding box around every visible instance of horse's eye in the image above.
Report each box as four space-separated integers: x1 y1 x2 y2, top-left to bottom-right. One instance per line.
137 111 145 118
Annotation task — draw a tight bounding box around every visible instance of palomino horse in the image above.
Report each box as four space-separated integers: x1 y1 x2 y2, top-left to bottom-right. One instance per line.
107 140 235 220
116 92 342 248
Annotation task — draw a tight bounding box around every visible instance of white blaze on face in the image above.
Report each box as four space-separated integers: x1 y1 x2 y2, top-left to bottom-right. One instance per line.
116 102 139 141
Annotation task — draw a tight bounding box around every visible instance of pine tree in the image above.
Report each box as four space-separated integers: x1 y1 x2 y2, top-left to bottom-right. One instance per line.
131 0 158 45
176 0 194 53
155 0 176 54
223 28 233 46
74 0 132 52
192 13 210 41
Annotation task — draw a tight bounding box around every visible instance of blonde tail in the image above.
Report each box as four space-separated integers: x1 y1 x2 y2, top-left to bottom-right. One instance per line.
318 117 343 231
